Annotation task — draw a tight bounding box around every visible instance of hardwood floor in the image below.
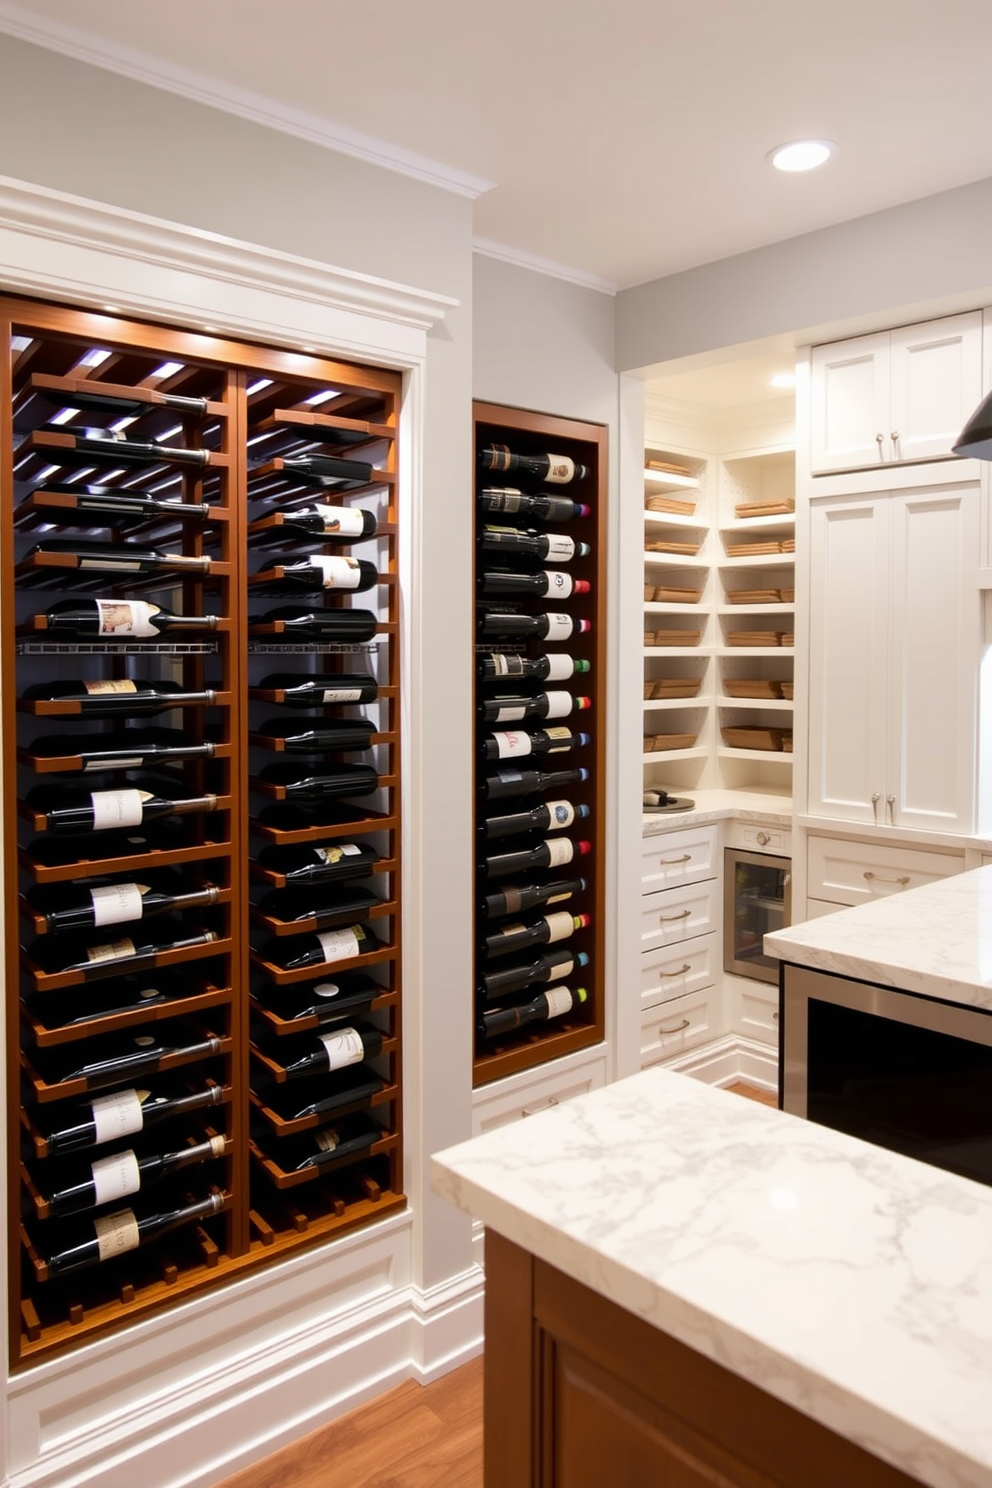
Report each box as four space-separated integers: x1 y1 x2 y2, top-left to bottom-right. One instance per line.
726 1079 778 1107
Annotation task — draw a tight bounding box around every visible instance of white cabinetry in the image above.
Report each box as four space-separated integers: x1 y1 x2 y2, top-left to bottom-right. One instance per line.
810 312 982 475
639 823 720 1066
807 484 980 833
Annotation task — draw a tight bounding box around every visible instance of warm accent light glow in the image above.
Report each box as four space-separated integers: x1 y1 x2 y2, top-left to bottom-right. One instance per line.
768 139 835 173
770 372 796 389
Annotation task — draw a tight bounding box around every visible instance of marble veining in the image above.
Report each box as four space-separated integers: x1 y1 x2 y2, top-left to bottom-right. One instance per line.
767 865 992 1010
432 1069 992 1488
644 787 792 835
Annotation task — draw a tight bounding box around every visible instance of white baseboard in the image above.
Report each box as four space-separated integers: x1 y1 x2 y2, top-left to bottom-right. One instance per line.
407 1264 485 1384
663 1033 778 1093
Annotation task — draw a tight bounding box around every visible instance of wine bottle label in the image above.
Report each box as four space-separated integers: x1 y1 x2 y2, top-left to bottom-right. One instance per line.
91 1149 141 1205
90 788 147 830
84 757 142 772
544 911 576 943
492 702 527 723
93 1207 140 1261
485 488 522 511
82 556 143 571
544 727 573 752
493 731 531 760
83 679 138 696
321 687 362 702
544 534 576 561
485 444 513 472
318 1026 365 1070
549 957 575 979
315 844 362 864
542 570 573 597
543 986 575 1018
542 692 572 719
86 937 136 964
544 454 576 485
314 1127 341 1152
314 981 342 998
546 891 572 904
488 655 524 677
90 882 145 926
91 1088 145 1142
313 504 366 536
500 888 523 913
317 926 364 962
311 555 363 590
95 600 161 637
546 800 576 829
544 613 573 640
544 839 574 868
543 654 574 682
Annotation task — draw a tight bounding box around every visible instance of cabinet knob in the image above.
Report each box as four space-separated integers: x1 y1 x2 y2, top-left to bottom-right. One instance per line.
756 831 770 846
886 793 896 823
891 430 900 444
871 792 880 821
876 433 885 454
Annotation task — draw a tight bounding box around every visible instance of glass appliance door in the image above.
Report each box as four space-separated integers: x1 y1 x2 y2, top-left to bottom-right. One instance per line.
724 848 791 984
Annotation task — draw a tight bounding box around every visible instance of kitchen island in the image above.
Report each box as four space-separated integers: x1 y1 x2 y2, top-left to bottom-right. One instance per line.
432 1067 992 1488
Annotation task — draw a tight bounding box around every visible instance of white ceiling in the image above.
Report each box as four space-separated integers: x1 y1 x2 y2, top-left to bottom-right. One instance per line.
650 351 797 410
6 0 992 290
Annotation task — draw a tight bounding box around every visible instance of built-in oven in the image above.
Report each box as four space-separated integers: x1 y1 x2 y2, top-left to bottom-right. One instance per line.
782 965 992 1188
723 846 791 984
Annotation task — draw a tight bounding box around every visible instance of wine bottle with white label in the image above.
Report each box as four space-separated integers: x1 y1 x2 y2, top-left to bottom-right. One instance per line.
27 426 212 469
251 555 378 592
477 446 588 485
255 842 379 886
256 885 380 928
482 799 590 842
36 1191 225 1280
479 487 590 522
253 672 378 706
477 608 592 641
479 526 591 563
37 1134 227 1220
478 652 590 682
29 599 219 637
480 727 591 763
249 606 378 641
21 679 217 717
37 1081 225 1158
26 728 217 773
27 875 221 935
251 504 377 542
256 1112 382 1172
22 539 212 576
480 836 592 881
252 971 381 1026
28 920 219 978
482 911 590 961
480 765 589 803
257 922 381 972
255 763 379 799
478 690 591 726
26 783 220 836
478 949 590 1003
478 569 590 600
33 1025 223 1090
253 719 376 753
479 985 588 1040
256 1022 383 1081
481 876 588 921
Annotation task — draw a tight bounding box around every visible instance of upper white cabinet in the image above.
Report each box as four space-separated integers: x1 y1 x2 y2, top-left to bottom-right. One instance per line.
810 312 982 475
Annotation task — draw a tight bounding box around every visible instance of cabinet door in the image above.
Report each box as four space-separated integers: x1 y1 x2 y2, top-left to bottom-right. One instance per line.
888 312 983 465
810 333 890 473
807 497 888 823
886 486 979 832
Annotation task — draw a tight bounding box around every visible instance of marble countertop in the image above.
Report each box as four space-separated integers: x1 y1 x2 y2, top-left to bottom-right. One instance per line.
644 787 792 835
767 864 992 1011
432 1068 992 1488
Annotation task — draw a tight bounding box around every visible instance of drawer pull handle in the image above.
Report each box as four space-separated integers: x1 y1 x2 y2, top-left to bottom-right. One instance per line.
773 1011 779 1021
659 1018 691 1034
658 854 692 866
659 909 692 923
521 1097 559 1119
863 871 910 886
659 963 691 978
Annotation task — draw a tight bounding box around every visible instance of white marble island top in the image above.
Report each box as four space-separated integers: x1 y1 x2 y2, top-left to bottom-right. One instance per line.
432 1068 992 1488
767 864 992 1011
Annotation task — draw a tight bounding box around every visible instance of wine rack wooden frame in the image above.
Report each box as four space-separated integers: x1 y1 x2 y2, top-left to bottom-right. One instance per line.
1 296 405 1367
473 402 608 1086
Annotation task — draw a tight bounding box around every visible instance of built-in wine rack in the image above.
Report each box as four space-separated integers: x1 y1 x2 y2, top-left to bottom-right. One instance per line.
1 297 404 1365
473 402 607 1085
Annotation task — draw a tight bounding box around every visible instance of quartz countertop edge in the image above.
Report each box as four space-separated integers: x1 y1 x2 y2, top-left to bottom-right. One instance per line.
432 1068 992 1488
766 863 992 1011
643 787 791 833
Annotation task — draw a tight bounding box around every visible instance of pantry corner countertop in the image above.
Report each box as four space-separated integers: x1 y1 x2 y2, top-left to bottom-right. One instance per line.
643 787 792 835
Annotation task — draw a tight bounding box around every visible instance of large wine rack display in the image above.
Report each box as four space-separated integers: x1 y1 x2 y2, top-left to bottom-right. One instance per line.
473 403 607 1085
1 297 404 1365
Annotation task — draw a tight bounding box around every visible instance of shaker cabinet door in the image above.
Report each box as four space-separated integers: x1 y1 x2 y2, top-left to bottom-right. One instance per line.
810 333 890 474
888 312 982 466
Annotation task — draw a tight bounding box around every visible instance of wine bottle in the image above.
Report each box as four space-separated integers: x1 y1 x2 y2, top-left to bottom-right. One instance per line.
481 876 588 920
482 799 590 841
26 783 220 836
483 911 590 961
31 426 211 468
252 972 381 1026
481 727 591 763
478 569 589 600
28 920 220 978
478 690 591 726
254 672 377 706
23 539 212 575
478 652 590 682
252 453 373 488
25 728 217 773
249 606 378 641
27 875 221 935
479 487 590 521
37 1081 225 1158
256 802 374 835
25 822 185 870
255 1065 383 1122
478 949 590 1003
253 720 376 754
21 376 210 420
37 1191 225 1280
479 985 588 1040
257 923 381 971
256 1022 383 1080
477 608 592 642
478 446 588 484
256 1112 381 1172
21 679 217 717
481 836 591 880
38 1134 227 1220
256 885 380 928
34 1025 223 1090
26 598 218 637
256 763 379 799
27 970 197 1029
255 842 379 886
252 555 378 593
480 525 590 562
23 482 212 525
252 504 377 541
480 765 589 803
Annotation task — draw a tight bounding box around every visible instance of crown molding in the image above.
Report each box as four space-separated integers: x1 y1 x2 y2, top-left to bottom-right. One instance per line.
473 237 617 296
0 0 494 201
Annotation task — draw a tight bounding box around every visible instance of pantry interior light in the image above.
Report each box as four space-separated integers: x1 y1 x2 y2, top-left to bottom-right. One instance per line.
768 139 836 173
770 372 796 389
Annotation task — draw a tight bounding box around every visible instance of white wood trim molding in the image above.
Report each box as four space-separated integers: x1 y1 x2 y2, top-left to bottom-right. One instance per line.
473 237 617 297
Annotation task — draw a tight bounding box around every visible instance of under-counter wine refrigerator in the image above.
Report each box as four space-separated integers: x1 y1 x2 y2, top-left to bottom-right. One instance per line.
473 402 607 1084
1 296 404 1365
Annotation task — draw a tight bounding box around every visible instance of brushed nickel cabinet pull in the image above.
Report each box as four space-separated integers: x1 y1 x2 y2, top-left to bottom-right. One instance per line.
864 871 910 886
886 793 896 823
659 1018 691 1034
658 853 691 866
871 791 880 821
521 1096 559 1118
659 909 692 923
659 963 691 978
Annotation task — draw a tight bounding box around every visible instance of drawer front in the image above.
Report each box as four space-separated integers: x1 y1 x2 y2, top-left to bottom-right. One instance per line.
739 982 779 1044
472 1052 607 1137
641 824 718 892
641 931 718 1010
639 879 718 954
725 821 791 856
807 835 964 906
801 897 850 921
640 986 716 1066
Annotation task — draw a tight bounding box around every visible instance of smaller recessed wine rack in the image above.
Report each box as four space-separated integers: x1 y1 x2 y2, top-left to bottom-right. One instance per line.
473 402 607 1086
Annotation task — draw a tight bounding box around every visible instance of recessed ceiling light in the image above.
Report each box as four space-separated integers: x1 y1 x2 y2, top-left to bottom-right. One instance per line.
770 372 796 389
768 139 835 173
